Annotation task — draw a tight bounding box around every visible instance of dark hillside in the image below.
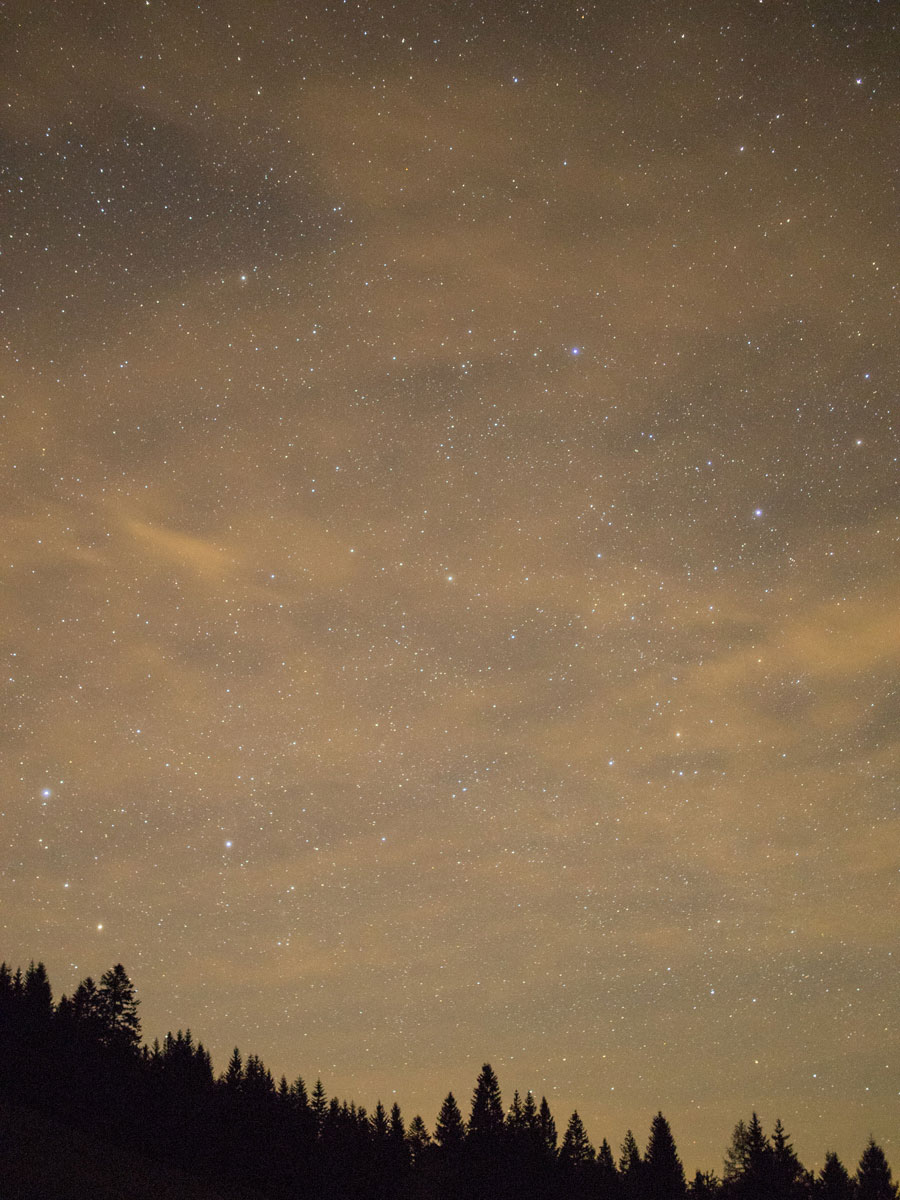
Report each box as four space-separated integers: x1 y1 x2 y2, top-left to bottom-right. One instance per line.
0 1099 265 1200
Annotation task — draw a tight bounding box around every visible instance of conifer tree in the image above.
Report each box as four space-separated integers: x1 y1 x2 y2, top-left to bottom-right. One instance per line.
817 1151 854 1200
371 1099 390 1141
468 1062 504 1144
522 1089 538 1132
724 1113 771 1196
223 1046 244 1091
597 1138 622 1198
390 1101 405 1142
771 1118 805 1199
434 1091 466 1150
620 1129 644 1198
538 1095 558 1155
688 1169 720 1198
856 1138 898 1200
507 1088 525 1132
561 1110 595 1170
292 1074 309 1108
97 963 140 1049
407 1113 431 1165
311 1077 328 1133
644 1111 686 1200
23 961 53 1016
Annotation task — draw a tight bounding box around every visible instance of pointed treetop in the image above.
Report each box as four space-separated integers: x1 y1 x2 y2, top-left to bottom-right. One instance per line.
468 1063 504 1142
434 1091 466 1150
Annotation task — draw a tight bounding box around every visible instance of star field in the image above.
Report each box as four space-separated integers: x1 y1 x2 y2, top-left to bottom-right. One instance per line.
1 0 897 1173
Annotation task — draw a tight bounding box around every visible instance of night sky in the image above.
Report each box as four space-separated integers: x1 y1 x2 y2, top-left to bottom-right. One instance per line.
2 0 897 1174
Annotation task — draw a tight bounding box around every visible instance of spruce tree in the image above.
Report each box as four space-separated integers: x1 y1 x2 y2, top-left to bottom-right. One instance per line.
522 1090 538 1133
771 1118 805 1199
724 1118 750 1183
97 963 140 1049
468 1062 504 1144
561 1110 595 1170
620 1129 644 1199
644 1111 686 1200
311 1077 328 1133
223 1046 244 1091
434 1092 466 1200
817 1151 854 1200
23 961 53 1016
434 1092 466 1150
597 1138 622 1198
538 1095 558 1155
507 1089 525 1133
371 1099 390 1141
688 1169 719 1197
856 1138 898 1200
406 1114 431 1165
390 1101 406 1141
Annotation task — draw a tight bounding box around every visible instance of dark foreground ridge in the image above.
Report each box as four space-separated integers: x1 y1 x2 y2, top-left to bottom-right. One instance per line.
1 960 896 1200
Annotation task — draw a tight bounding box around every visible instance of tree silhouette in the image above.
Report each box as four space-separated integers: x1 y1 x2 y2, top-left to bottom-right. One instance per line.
223 1046 243 1091
1 955 898 1200
434 1091 467 1200
434 1091 466 1151
857 1138 898 1200
597 1138 623 1198
560 1108 595 1197
817 1151 855 1200
310 1076 328 1135
724 1112 771 1198
620 1128 644 1198
406 1113 431 1165
561 1110 594 1169
97 964 140 1050
468 1061 504 1145
23 961 53 1021
770 1117 805 1199
688 1169 720 1198
538 1095 558 1156
644 1111 686 1200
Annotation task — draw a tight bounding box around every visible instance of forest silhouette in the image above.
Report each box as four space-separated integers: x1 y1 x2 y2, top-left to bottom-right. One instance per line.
1 959 895 1200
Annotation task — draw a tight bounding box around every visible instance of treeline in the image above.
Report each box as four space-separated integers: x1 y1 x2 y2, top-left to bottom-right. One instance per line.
0 961 896 1200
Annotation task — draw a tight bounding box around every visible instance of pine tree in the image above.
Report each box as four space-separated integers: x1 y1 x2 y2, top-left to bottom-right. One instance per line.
645 1111 686 1200
689 1170 720 1197
292 1074 309 1108
23 961 53 1016
386 1101 411 1189
434 1091 466 1150
856 1138 898 1200
406 1114 431 1165
538 1095 558 1156
522 1090 538 1133
561 1110 595 1170
724 1113 771 1197
97 963 140 1049
771 1118 805 1199
620 1129 644 1199
468 1062 504 1144
223 1046 244 1092
371 1099 390 1141
390 1101 406 1142
597 1138 622 1198
507 1089 525 1133
817 1151 854 1200
311 1077 328 1134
